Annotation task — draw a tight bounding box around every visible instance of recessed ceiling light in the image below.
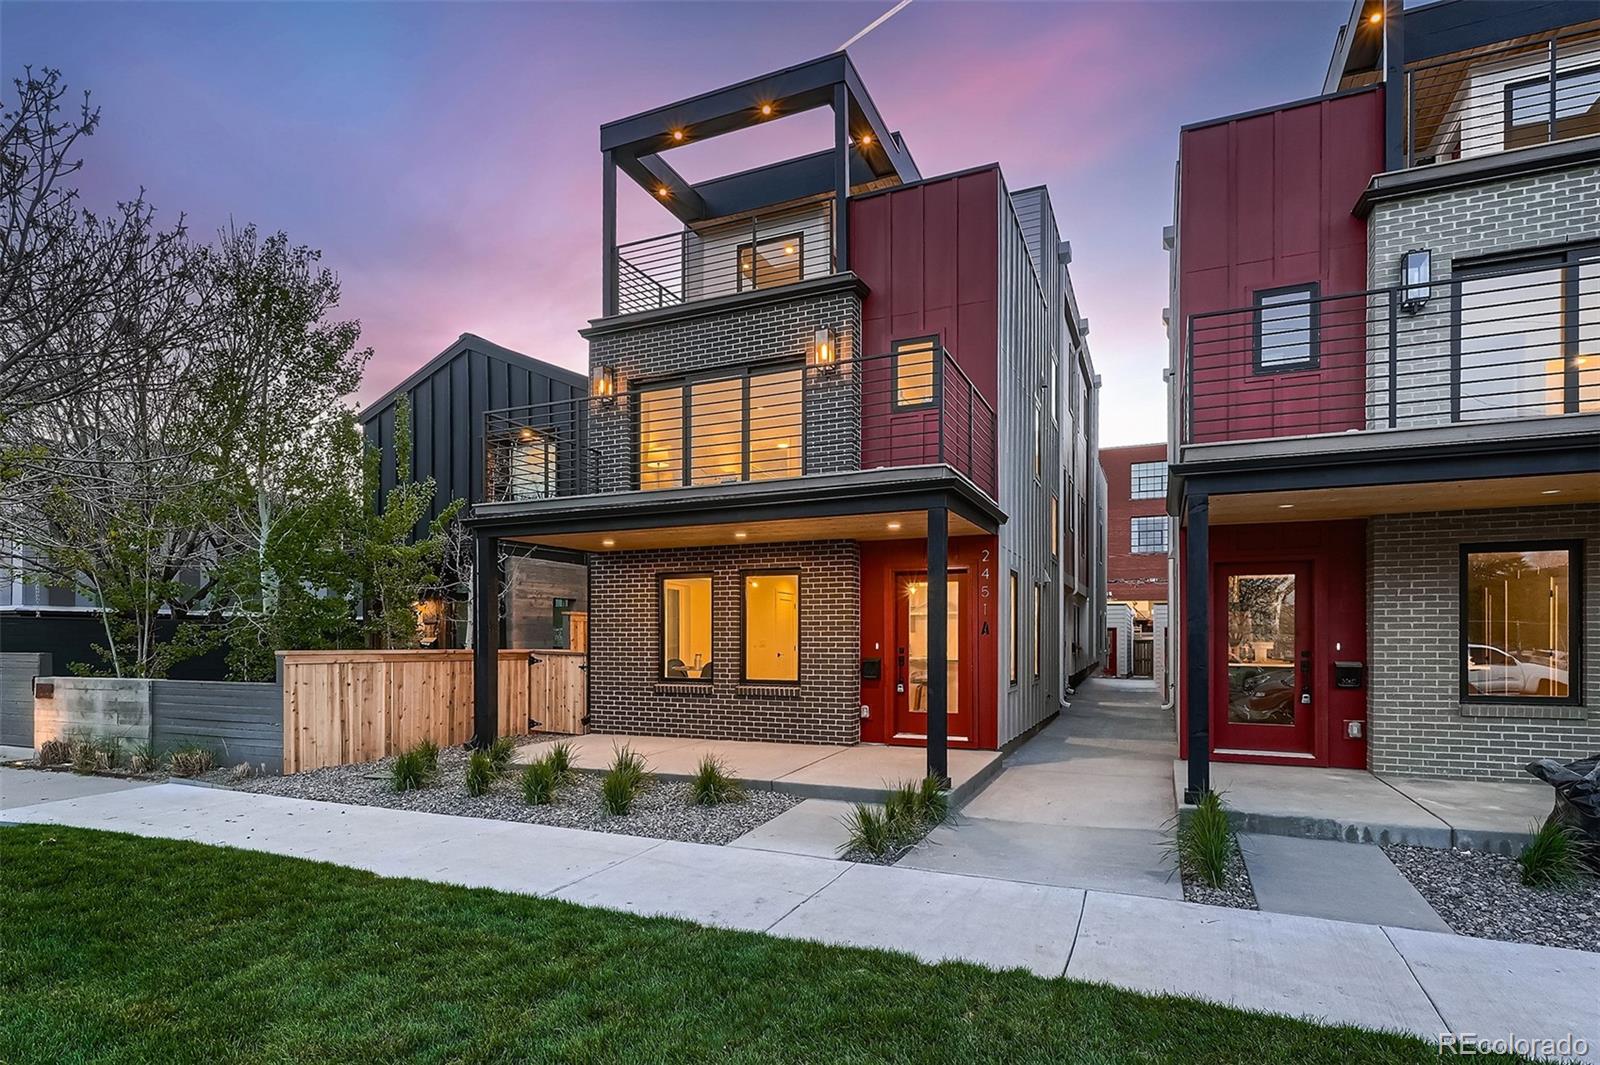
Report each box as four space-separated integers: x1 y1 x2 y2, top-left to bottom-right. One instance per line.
1277 503 1296 509
601 538 616 547
656 185 670 197
859 132 873 146
760 103 773 116
1541 489 1562 495
1368 11 1382 24
671 129 685 141
734 531 748 539
887 521 902 530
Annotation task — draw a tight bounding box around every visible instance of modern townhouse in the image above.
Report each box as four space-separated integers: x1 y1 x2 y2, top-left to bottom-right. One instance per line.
1101 442 1170 692
1168 0 1599 799
462 54 1103 778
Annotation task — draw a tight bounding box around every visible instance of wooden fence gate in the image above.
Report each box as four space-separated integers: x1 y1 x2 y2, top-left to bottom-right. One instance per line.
279 649 585 773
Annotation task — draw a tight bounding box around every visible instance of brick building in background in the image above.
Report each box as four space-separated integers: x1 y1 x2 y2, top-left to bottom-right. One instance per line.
1101 443 1170 692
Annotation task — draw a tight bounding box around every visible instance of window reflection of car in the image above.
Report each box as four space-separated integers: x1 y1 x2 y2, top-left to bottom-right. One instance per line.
1466 644 1568 697
1230 668 1295 724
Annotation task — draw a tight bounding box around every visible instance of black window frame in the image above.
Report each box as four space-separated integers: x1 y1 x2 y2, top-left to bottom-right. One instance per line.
736 230 807 293
1008 570 1019 687
1503 64 1600 150
891 335 941 411
1032 582 1042 680
1130 516 1168 555
739 567 802 686
1129 460 1167 501
1458 539 1584 707
632 360 806 490
1252 282 1320 375
658 571 714 683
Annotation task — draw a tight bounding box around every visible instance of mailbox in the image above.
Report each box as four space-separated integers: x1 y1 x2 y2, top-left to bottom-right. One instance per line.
861 657 881 681
1333 661 1364 690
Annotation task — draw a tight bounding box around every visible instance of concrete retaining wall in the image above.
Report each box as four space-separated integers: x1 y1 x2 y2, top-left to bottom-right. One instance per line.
1 652 50 748
33 677 154 749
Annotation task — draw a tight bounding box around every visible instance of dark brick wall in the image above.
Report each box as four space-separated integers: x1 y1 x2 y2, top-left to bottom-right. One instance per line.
587 540 861 744
586 288 863 491
1368 504 1599 782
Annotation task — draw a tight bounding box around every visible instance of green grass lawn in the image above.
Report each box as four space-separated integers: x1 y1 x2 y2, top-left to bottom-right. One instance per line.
0 825 1524 1064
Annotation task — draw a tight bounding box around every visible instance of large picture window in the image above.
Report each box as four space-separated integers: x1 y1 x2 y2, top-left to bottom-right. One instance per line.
1505 65 1600 150
1130 516 1168 555
660 575 713 681
1460 542 1582 704
737 232 804 291
638 366 802 489
1130 460 1167 500
508 429 555 501
1253 284 1318 373
743 571 799 683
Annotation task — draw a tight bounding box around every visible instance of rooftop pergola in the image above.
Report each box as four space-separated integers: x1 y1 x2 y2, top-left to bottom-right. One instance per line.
598 52 920 316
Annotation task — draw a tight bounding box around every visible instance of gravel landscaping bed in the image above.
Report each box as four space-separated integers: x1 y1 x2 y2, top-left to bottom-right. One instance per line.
1384 845 1600 953
1180 838 1258 910
232 742 803 846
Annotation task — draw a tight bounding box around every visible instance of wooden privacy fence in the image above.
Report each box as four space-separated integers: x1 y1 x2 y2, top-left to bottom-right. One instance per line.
278 649 586 773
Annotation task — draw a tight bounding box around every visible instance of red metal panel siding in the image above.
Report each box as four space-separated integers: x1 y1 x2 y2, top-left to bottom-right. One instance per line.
1178 88 1383 444
1102 443 1169 603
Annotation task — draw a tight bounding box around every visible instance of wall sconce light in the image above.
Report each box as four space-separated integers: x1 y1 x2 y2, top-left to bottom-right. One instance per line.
1400 249 1432 313
592 366 619 404
811 326 837 371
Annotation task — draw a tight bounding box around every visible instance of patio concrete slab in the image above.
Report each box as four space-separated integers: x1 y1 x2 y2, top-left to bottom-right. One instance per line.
1379 774 1551 853
1 767 154 811
1067 891 1447 1038
769 863 1085 977
1240 834 1451 933
1176 760 1452 846
548 838 846 932
898 819 1181 899
729 798 856 859
1384 927 1600 1063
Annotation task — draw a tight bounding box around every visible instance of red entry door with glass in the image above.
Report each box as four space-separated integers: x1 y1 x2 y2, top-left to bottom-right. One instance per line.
1211 563 1316 757
892 572 971 743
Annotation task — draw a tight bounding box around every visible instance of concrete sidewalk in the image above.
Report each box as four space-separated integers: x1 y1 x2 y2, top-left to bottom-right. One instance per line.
4 773 1594 1060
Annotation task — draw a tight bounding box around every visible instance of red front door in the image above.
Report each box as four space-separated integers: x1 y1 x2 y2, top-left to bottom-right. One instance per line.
1106 627 1119 675
892 571 972 743
1212 562 1316 757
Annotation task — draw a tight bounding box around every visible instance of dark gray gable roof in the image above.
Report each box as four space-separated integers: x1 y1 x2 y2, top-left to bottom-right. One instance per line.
359 333 586 425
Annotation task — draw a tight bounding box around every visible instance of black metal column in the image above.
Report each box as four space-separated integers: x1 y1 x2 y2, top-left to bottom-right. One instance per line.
833 82 850 273
926 505 949 786
601 150 618 318
471 531 501 749
1383 0 1406 172
1183 491 1210 803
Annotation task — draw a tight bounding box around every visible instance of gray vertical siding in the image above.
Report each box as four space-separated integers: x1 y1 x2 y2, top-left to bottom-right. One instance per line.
149 680 283 772
0 652 49 747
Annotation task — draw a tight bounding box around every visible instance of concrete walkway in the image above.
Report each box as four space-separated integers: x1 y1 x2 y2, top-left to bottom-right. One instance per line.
515 733 1001 805
897 677 1182 899
1176 759 1552 852
4 772 1595 1060
0 767 153 810
1240 834 1451 933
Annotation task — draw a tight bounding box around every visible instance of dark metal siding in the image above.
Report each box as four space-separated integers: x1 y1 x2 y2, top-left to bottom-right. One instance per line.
1 652 48 747
149 679 283 772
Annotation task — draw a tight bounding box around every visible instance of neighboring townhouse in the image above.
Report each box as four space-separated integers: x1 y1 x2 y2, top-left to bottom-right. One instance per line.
1101 442 1170 693
1167 0 1599 799
462 54 1103 777
359 333 589 649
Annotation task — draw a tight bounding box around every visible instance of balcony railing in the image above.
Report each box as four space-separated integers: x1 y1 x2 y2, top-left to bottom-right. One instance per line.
1405 26 1600 168
1184 256 1599 446
482 346 997 504
610 201 836 316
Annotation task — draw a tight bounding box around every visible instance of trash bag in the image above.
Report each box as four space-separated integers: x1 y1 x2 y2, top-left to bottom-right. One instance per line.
1525 754 1600 871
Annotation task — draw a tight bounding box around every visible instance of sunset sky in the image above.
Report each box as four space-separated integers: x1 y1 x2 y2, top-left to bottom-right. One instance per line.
4 0 1349 446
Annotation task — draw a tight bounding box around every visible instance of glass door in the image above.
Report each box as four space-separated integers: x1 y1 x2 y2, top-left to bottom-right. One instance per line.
893 573 968 742
1212 563 1316 756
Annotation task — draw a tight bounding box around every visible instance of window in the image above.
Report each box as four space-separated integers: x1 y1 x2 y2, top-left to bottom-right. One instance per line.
1032 584 1042 679
893 337 937 408
1008 571 1019 686
1050 495 1059 558
551 597 576 650
1461 542 1581 704
1130 516 1168 555
1130 460 1167 500
639 366 803 489
1032 404 1042 482
1253 284 1318 372
509 429 555 501
737 232 804 291
1046 352 1058 424
660 575 712 681
743 572 799 683
1505 65 1600 150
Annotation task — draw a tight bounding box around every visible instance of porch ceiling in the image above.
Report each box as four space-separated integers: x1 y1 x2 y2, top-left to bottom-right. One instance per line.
505 508 989 552
1209 471 1599 524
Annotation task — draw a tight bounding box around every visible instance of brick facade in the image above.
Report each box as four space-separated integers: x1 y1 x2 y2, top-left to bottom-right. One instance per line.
587 540 862 745
1367 503 1600 782
1100 442 1169 603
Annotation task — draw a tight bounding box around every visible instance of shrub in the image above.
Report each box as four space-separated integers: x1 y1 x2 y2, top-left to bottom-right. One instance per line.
840 803 894 858
228 762 257 783
166 746 215 778
521 758 560 806
546 741 575 780
127 742 160 775
609 744 647 781
916 775 950 824
414 738 440 774
464 750 496 797
1174 789 1235 889
881 776 949 841
600 745 650 816
689 754 745 806
35 738 71 768
487 737 516 774
1518 820 1591 888
391 749 432 793
68 735 120 775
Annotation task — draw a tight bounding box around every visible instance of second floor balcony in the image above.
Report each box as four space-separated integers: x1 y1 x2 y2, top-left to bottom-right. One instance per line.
1184 253 1599 449
482 344 997 506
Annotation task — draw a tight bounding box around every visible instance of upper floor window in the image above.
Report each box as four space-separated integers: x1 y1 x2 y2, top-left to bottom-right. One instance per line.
738 232 804 292
894 337 937 408
1130 516 1168 555
1253 284 1319 373
1130 460 1167 500
509 429 556 501
1461 541 1580 704
1050 494 1059 559
1505 65 1600 151
639 365 803 490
